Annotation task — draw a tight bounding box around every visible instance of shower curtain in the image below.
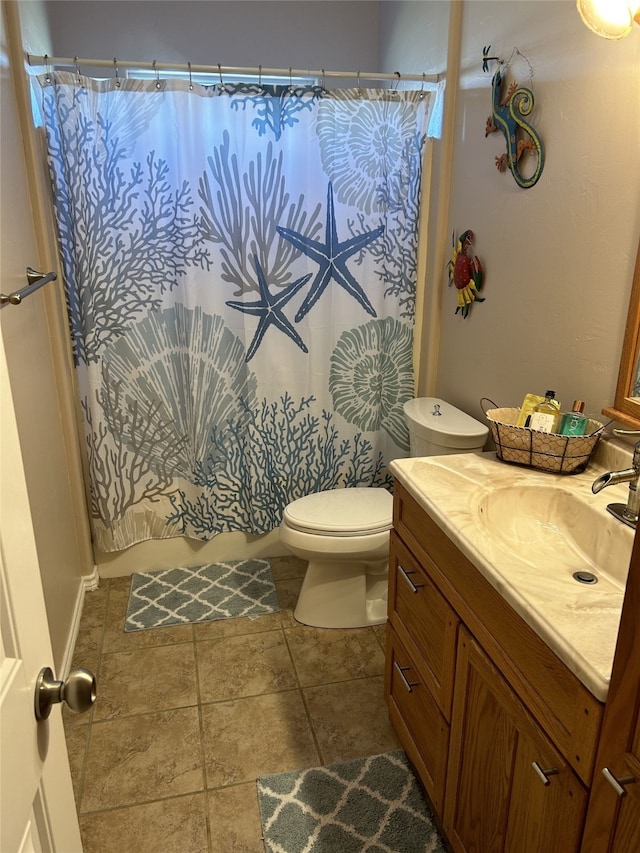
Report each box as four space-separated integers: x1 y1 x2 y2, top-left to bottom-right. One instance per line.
38 73 434 552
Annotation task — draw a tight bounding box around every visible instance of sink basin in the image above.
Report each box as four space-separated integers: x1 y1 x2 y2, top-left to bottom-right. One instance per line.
475 484 633 588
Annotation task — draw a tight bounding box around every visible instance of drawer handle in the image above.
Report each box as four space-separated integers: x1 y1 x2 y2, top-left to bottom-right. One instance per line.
394 661 419 693
531 762 559 786
398 564 425 593
602 767 637 798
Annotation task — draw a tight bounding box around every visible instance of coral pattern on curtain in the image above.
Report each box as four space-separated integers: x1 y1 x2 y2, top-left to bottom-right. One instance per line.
38 74 433 552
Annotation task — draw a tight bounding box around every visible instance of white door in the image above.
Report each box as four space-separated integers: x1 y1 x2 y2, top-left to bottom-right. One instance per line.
0 2 83 849
0 332 83 852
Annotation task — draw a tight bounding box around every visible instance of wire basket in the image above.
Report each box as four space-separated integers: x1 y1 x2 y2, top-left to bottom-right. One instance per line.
485 407 604 474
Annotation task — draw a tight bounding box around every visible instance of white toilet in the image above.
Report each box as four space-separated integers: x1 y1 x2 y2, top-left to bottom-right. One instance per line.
279 397 489 629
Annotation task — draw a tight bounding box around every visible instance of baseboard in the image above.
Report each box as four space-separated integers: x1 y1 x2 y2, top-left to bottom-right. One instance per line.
60 565 100 678
96 529 287 578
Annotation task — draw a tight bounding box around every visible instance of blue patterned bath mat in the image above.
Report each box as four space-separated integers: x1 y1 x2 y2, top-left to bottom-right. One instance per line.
257 750 446 852
124 559 279 631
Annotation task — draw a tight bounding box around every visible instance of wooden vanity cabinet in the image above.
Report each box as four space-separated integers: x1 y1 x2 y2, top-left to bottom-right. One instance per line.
385 481 603 853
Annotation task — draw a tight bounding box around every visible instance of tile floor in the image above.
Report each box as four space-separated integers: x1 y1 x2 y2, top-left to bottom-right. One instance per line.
63 556 399 852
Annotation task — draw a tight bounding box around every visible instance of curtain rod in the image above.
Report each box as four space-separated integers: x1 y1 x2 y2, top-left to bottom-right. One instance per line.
27 54 442 84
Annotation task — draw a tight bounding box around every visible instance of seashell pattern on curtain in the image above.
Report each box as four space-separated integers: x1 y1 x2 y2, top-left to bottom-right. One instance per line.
38 73 433 552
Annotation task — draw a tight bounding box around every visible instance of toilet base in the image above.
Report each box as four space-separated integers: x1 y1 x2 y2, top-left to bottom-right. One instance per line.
293 558 388 629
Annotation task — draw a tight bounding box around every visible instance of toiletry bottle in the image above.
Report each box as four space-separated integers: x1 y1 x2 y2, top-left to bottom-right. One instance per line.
559 400 588 436
529 390 560 433
516 393 546 427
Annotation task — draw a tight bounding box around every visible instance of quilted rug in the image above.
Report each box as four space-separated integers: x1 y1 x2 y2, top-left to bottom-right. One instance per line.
124 559 279 631
256 750 446 853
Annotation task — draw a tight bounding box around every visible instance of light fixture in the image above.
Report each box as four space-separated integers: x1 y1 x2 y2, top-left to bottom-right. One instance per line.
577 0 640 39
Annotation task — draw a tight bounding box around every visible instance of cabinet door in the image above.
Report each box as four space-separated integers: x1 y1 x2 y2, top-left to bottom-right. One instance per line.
445 628 587 853
598 753 640 852
582 531 640 852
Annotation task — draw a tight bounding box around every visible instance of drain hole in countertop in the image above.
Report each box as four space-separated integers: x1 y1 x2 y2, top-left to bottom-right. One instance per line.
572 571 598 585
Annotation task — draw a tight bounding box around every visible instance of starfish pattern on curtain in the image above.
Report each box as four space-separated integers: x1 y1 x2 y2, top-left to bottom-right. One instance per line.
226 257 312 361
277 182 385 322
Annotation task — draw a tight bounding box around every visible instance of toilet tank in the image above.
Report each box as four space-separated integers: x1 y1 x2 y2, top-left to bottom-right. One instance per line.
403 397 489 457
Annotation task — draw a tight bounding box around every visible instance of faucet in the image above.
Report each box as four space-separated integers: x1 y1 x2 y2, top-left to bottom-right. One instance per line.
591 429 640 529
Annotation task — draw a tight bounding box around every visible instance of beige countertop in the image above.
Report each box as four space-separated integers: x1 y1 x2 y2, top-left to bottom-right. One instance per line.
390 445 635 702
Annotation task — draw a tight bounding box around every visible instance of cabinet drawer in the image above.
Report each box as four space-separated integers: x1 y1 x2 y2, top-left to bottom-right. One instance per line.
385 625 449 813
388 529 458 719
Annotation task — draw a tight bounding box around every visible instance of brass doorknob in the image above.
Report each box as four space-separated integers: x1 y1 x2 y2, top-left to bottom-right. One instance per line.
34 666 97 720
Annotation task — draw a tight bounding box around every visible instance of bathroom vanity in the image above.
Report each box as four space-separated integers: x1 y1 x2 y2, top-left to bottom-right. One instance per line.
384 450 638 852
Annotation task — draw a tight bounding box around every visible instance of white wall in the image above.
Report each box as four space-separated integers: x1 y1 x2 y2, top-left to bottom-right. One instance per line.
379 0 449 78
381 0 640 426
43 0 380 81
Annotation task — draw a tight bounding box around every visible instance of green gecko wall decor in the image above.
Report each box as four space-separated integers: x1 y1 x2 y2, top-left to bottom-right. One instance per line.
482 46 545 189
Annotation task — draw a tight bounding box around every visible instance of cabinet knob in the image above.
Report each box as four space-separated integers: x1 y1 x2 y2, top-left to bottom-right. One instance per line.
393 661 419 693
531 762 559 786
602 767 637 798
398 564 425 593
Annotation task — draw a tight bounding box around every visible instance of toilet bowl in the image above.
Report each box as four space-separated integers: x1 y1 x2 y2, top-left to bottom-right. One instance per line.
279 397 489 629
280 487 393 629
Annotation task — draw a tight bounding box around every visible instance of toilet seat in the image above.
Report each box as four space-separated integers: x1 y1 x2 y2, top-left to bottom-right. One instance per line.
283 487 393 537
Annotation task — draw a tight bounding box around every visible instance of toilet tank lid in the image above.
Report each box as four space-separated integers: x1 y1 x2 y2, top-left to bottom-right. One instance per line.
403 397 489 449
283 487 393 535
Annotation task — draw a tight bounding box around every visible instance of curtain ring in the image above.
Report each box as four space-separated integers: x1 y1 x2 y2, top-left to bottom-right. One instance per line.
289 66 293 92
258 64 262 86
321 68 326 90
419 71 425 99
44 54 51 83
153 59 161 90
74 56 81 83
357 70 361 98
188 61 193 91
113 57 121 88
218 63 225 93
391 70 401 96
